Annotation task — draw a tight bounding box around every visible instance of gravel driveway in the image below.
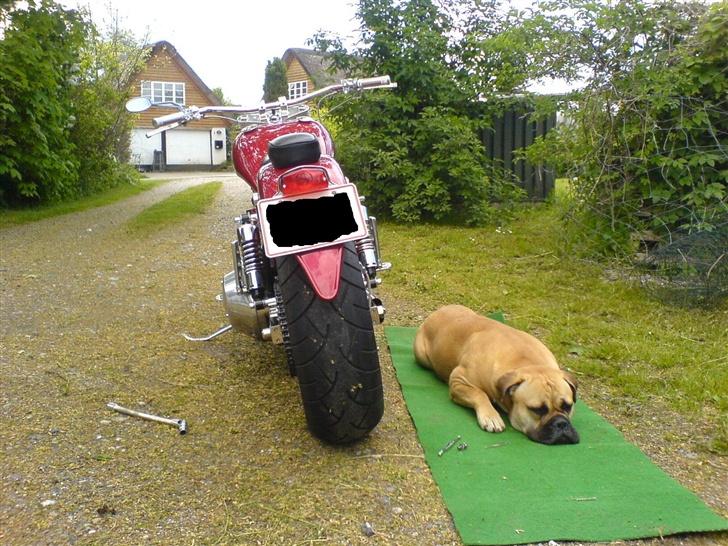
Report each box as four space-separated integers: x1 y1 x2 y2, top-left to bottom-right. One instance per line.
0 173 456 545
1 173 725 545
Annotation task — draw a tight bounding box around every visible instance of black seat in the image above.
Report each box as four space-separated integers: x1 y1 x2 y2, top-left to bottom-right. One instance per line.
268 133 321 169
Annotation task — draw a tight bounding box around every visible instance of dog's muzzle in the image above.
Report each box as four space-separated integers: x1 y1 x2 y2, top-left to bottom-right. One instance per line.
531 414 580 445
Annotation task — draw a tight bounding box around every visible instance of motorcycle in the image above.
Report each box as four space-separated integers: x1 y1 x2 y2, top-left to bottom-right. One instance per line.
126 76 397 443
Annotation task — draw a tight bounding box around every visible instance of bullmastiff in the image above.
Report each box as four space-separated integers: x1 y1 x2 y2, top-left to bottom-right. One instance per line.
414 305 579 445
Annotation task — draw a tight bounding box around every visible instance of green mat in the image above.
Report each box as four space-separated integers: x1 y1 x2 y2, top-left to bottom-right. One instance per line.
385 325 728 545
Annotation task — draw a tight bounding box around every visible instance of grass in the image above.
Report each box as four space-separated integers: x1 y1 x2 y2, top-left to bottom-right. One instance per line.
125 181 222 235
0 179 162 229
378 183 728 453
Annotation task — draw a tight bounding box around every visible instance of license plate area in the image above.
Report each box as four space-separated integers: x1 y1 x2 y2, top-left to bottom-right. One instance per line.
257 184 367 258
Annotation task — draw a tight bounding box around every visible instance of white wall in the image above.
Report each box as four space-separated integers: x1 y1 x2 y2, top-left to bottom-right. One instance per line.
211 127 227 165
130 129 162 165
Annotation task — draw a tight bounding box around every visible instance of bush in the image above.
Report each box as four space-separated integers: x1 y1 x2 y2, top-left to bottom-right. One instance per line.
0 1 86 204
533 0 728 255
313 0 526 225
0 1 146 208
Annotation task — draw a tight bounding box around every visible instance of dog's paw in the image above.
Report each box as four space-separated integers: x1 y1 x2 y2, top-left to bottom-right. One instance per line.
477 413 505 433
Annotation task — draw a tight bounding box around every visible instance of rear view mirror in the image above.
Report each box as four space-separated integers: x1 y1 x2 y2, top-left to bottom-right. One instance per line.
125 97 152 113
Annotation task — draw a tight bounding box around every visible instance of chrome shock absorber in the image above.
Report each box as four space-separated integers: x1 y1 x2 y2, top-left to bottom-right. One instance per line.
356 203 391 286
234 215 265 296
356 230 378 280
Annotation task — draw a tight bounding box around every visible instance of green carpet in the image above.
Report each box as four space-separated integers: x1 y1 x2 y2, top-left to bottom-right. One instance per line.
385 325 728 545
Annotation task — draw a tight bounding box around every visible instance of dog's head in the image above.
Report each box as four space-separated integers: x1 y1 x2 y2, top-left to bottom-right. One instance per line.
496 366 579 445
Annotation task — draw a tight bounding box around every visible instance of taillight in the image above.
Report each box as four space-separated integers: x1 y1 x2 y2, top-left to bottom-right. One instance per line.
279 167 330 196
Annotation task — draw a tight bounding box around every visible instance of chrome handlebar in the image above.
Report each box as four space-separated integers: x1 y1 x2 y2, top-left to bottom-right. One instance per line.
149 76 397 133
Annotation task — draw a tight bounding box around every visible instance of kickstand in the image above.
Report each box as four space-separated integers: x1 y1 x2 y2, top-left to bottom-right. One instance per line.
182 324 233 342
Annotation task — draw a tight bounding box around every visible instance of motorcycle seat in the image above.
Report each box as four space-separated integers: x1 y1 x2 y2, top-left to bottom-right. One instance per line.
268 133 321 169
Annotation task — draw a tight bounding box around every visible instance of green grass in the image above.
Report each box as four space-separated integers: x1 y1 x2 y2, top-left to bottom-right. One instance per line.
125 181 222 235
379 184 728 453
0 179 162 229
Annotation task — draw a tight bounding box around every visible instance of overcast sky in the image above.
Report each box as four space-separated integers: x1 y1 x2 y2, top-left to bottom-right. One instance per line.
59 0 360 105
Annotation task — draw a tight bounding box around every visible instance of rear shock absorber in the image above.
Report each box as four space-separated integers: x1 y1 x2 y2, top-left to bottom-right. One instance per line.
356 206 390 285
236 216 265 297
356 229 378 280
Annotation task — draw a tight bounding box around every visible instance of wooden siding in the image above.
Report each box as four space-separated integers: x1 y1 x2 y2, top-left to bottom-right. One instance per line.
130 45 220 130
286 58 314 92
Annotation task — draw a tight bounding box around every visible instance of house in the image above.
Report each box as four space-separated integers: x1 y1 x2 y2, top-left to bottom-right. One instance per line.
129 41 227 171
281 48 346 99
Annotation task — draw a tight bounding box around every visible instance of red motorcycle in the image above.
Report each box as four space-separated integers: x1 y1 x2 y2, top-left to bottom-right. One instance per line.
126 76 396 443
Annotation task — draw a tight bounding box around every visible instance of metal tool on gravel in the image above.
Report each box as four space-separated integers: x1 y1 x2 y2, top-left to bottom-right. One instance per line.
106 402 187 434
182 324 232 342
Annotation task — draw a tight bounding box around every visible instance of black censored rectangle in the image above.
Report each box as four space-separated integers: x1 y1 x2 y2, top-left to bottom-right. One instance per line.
265 192 358 247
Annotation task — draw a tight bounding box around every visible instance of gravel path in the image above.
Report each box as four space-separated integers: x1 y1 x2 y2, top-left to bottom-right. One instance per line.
1 174 725 545
0 173 456 545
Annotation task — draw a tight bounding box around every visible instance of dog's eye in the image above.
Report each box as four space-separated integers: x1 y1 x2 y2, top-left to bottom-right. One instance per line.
561 402 573 413
528 404 548 416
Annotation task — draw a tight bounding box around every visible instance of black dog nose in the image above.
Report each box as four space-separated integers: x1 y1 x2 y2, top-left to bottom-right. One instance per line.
553 416 570 431
539 415 580 445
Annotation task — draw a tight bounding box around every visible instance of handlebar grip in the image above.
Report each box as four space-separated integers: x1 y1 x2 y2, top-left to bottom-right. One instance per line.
356 76 392 88
153 111 187 128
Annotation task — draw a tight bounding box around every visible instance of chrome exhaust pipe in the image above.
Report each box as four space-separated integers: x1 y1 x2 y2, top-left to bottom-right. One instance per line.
221 271 270 340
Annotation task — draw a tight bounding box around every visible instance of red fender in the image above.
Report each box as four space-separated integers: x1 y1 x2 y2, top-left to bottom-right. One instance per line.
295 246 343 301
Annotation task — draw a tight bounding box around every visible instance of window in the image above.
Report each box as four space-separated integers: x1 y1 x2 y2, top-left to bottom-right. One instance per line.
141 81 186 105
288 80 308 100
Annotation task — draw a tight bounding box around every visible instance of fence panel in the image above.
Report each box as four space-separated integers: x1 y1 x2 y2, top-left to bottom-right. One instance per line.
482 110 556 200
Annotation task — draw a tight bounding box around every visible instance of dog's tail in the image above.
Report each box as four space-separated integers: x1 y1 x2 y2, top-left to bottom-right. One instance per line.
413 327 433 370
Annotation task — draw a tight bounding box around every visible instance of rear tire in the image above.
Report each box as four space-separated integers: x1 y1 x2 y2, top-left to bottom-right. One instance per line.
276 243 384 444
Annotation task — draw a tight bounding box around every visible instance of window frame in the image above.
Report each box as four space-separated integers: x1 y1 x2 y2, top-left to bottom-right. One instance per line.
140 80 186 105
288 80 308 100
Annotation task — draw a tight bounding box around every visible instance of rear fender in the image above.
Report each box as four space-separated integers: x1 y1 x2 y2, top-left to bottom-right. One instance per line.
295 246 343 301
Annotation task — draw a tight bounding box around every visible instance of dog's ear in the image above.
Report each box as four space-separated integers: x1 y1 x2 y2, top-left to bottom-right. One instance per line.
562 371 578 402
496 371 524 409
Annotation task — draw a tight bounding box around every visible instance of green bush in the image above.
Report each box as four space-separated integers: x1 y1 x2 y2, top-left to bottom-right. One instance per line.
0 1 85 204
533 0 728 254
313 0 526 225
0 1 146 208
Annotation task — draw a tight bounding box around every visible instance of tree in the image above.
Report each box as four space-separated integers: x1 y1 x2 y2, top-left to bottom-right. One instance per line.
71 16 149 196
263 57 288 102
0 1 86 205
0 1 146 207
211 86 231 106
312 0 529 225
529 0 728 253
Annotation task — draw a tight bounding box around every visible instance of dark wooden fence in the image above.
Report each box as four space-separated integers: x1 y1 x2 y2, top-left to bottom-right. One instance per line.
482 109 557 200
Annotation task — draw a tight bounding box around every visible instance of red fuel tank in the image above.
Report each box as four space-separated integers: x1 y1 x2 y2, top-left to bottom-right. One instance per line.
232 119 335 193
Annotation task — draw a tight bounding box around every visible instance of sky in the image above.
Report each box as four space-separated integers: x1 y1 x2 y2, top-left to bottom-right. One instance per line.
59 0 361 105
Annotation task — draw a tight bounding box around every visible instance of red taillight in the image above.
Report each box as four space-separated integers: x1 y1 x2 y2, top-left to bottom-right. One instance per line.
279 167 329 196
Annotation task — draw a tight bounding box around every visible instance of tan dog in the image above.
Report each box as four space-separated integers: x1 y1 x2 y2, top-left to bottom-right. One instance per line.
414 305 579 444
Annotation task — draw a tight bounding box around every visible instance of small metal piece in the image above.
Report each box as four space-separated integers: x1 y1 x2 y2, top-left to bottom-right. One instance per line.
457 442 469 451
182 324 233 342
437 435 462 456
370 297 385 324
107 402 187 435
261 325 284 344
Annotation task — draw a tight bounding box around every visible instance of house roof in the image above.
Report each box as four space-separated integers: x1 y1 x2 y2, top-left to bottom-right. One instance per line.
149 41 222 106
282 48 347 87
